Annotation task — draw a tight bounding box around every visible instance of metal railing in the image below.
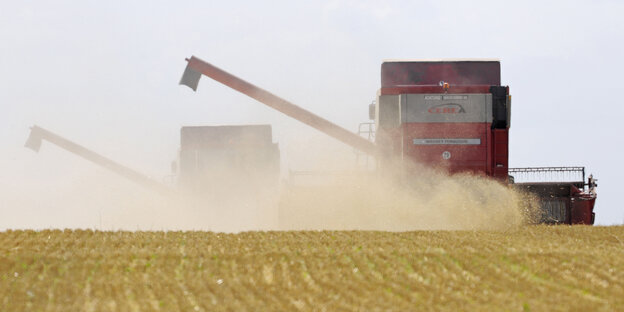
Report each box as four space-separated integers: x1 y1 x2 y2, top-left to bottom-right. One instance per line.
355 122 376 169
508 166 585 183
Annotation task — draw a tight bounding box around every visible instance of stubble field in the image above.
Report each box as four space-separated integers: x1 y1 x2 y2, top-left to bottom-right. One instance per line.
1 226 623 311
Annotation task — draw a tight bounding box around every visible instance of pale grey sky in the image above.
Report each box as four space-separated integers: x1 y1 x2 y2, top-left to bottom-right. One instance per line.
1 0 622 228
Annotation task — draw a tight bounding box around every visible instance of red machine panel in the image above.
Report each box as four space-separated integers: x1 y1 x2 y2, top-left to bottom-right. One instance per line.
375 89 505 177
403 122 489 174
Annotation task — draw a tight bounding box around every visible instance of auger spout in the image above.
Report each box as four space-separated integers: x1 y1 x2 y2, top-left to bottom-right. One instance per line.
180 56 380 156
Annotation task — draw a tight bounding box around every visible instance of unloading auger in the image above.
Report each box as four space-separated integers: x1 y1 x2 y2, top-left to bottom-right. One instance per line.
25 125 174 196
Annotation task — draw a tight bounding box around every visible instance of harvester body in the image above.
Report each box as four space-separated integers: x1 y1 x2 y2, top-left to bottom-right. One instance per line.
177 125 280 194
374 60 595 224
181 56 597 225
375 60 509 179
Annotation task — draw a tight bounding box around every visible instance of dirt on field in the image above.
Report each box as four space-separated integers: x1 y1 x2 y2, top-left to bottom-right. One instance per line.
1 226 622 311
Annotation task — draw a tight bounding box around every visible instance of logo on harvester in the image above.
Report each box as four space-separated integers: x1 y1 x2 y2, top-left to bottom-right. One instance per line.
427 103 466 114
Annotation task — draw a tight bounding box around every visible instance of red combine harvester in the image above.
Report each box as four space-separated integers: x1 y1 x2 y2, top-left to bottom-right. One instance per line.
180 56 597 225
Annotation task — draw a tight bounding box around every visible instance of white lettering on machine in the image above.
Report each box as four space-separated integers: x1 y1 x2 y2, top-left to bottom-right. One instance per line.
413 138 481 145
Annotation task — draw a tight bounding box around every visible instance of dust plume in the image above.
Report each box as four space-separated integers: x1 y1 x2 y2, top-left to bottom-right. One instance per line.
4 128 532 232
273 132 531 231
278 159 530 232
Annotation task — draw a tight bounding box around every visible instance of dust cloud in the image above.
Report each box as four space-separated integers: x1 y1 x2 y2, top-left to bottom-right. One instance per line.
2 130 532 232
278 158 530 232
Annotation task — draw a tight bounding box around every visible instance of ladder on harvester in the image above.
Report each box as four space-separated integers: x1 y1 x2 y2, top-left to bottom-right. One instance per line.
355 122 376 170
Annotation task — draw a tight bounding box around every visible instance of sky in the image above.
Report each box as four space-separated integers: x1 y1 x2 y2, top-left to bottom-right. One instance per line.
1 0 622 228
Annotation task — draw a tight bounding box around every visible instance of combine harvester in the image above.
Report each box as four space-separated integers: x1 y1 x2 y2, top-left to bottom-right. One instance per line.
26 56 597 225
179 56 597 225
25 125 279 199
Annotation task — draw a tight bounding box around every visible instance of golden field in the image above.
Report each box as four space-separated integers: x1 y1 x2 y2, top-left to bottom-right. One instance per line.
1 226 623 311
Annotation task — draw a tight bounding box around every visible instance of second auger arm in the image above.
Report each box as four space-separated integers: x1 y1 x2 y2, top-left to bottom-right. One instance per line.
179 56 380 156
25 125 174 196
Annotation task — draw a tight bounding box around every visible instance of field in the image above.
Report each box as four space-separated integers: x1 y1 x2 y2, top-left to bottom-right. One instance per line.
1 226 623 311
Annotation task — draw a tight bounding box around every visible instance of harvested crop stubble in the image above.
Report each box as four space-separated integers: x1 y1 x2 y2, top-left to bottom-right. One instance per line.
1 226 623 311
